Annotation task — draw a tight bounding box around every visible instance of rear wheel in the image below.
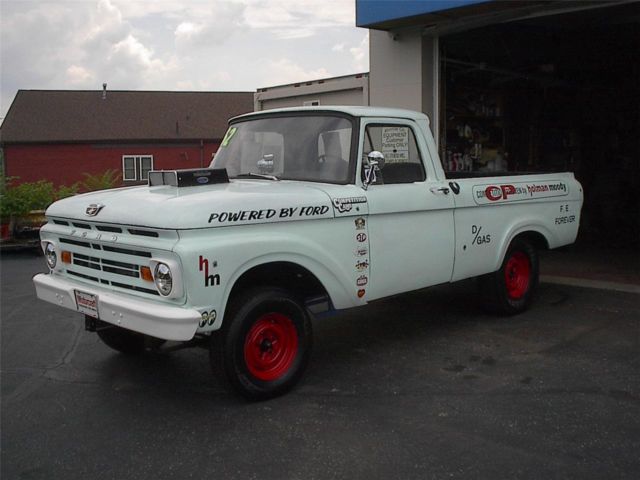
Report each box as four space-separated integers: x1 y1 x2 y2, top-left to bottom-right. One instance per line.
479 238 539 315
211 287 312 400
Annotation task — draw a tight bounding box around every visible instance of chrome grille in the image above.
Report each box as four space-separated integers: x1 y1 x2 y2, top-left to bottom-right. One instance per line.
44 218 181 302
58 235 160 297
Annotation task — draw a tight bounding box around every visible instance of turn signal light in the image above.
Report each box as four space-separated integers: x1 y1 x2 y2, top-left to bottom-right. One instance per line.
140 266 153 282
61 251 72 264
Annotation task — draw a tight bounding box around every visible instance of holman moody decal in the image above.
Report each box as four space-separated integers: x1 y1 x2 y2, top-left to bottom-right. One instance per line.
472 181 569 205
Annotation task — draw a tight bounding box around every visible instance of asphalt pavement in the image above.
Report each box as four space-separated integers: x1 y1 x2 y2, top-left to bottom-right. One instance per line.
2 251 639 480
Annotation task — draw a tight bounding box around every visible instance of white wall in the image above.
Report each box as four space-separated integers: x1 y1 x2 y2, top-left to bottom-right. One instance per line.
255 75 369 111
369 29 439 142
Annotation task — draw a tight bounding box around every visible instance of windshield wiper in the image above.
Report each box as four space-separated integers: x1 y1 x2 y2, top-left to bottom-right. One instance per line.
235 172 280 181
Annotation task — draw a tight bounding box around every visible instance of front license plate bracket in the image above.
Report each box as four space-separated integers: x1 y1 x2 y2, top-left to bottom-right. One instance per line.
75 290 99 318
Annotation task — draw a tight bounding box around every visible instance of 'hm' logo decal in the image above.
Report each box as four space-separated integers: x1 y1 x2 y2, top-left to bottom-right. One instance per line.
199 256 220 287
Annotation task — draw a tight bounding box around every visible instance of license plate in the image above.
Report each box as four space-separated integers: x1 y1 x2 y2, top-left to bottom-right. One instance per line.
74 290 99 318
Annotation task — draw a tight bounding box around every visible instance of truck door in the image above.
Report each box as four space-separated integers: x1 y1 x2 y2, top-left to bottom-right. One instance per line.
360 120 455 299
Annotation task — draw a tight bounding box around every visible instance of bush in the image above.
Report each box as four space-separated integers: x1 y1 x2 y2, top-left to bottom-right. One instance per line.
1 180 53 218
56 183 80 200
0 177 79 219
81 170 121 191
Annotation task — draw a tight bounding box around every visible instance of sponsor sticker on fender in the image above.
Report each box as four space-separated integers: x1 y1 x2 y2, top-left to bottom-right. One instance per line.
472 180 569 205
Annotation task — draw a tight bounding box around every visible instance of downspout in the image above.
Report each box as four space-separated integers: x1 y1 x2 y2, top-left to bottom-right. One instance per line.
200 139 204 168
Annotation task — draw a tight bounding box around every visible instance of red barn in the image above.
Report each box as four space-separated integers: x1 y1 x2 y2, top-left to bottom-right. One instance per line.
0 89 254 188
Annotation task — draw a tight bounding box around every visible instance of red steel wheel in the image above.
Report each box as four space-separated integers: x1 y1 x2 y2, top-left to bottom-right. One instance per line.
478 237 539 316
504 251 531 300
244 312 299 381
212 287 312 400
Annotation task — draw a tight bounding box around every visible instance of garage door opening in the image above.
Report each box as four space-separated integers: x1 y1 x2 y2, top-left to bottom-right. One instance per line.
440 3 640 248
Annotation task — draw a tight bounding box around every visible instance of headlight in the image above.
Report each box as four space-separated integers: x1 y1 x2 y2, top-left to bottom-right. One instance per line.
154 263 172 296
44 242 57 269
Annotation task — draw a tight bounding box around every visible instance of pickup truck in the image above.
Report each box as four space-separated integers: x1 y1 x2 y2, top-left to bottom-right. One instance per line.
33 106 583 399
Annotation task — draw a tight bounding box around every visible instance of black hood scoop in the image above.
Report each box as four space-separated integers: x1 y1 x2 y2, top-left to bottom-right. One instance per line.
148 168 229 187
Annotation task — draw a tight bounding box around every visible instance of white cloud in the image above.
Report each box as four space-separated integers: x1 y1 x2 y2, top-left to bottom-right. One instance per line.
350 32 369 71
174 1 246 49
1 0 368 119
66 65 94 85
263 58 331 86
111 35 155 68
270 28 316 40
175 22 204 40
86 0 125 42
242 0 354 40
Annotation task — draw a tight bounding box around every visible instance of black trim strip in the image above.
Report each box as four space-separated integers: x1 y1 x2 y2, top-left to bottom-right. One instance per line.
101 258 138 270
102 245 152 258
72 222 92 229
111 281 159 296
73 259 101 270
96 225 123 233
67 270 99 282
128 229 159 238
60 238 92 248
103 266 139 278
74 253 102 263
53 220 69 226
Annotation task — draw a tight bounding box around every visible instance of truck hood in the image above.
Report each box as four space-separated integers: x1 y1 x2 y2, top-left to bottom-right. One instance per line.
46 180 349 229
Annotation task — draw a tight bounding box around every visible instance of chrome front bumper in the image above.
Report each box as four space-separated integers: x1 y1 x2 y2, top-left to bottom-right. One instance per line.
33 273 200 341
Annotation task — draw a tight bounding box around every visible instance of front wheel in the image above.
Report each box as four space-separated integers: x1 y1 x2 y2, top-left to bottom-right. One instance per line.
479 238 539 315
211 287 312 400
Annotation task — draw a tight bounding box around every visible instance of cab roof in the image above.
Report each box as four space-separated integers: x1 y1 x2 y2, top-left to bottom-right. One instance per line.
231 105 430 124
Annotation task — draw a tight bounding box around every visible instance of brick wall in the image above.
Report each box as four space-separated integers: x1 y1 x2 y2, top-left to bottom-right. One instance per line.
3 142 220 188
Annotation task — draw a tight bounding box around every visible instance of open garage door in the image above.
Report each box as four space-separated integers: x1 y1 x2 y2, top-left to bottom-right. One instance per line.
440 2 640 247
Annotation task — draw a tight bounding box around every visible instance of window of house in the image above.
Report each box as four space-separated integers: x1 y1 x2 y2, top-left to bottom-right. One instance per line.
363 124 426 184
122 155 153 181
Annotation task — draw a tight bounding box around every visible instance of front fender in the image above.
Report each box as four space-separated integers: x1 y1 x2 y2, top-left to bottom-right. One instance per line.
175 221 359 331
222 250 354 318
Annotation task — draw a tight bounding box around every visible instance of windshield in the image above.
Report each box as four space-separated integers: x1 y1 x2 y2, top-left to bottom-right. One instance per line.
211 115 354 184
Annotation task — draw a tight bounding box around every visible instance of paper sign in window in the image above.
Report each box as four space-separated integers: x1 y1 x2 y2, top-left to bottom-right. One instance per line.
381 126 409 163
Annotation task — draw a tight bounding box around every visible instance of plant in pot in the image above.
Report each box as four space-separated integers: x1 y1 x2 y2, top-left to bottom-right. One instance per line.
0 174 20 240
0 179 78 241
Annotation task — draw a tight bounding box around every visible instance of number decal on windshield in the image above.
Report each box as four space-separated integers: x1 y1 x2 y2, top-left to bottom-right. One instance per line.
221 127 237 147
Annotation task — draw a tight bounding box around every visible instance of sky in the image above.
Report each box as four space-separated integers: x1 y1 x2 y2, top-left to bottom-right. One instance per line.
0 0 369 120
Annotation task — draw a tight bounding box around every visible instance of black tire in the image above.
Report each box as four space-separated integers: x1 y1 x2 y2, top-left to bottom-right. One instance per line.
478 238 539 315
96 322 165 354
211 287 312 401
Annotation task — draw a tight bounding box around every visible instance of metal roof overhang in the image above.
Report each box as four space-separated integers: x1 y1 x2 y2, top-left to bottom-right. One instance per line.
356 0 633 35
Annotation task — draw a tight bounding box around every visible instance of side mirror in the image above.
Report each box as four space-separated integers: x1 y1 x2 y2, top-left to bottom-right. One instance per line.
367 150 386 170
363 151 385 190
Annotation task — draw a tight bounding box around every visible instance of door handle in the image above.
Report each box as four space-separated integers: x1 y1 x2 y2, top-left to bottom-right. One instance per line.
430 186 450 195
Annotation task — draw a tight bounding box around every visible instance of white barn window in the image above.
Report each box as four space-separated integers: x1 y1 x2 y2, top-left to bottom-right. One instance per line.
122 155 153 181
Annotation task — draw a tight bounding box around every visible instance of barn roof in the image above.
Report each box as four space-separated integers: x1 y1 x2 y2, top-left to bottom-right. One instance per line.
0 90 254 144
